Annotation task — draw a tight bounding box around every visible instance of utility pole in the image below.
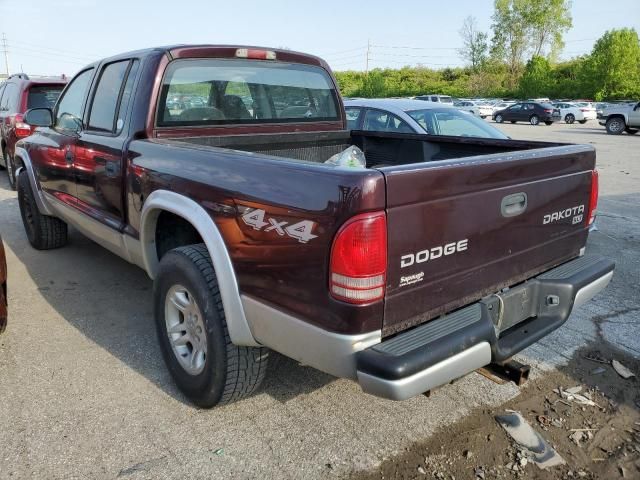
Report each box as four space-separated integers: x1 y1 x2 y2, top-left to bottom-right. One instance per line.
365 39 370 74
1 33 9 76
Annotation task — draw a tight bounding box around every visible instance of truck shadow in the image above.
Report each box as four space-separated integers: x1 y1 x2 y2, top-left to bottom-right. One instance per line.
0 193 334 406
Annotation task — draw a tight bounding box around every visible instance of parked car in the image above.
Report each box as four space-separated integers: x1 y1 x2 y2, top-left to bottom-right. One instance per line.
598 101 640 135
490 101 516 114
344 98 509 139
414 94 454 104
0 235 6 334
16 45 613 408
493 102 561 125
453 100 493 119
552 102 597 124
0 74 67 189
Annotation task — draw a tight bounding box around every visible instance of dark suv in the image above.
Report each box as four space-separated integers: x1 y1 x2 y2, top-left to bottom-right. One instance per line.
0 74 66 189
493 102 561 126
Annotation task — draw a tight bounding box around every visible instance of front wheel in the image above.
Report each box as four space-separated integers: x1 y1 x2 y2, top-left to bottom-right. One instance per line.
605 117 625 135
154 244 269 408
494 114 503 123
17 171 68 250
529 115 540 126
565 113 575 124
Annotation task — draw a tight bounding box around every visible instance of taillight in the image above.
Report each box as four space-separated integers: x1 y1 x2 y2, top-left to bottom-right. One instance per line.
13 114 33 138
544 109 553 113
587 170 599 226
330 212 387 304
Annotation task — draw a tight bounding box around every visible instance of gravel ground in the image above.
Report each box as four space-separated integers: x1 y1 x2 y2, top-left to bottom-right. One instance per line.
0 121 637 479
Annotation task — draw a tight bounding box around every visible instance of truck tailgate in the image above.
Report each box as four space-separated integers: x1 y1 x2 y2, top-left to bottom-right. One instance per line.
382 145 595 335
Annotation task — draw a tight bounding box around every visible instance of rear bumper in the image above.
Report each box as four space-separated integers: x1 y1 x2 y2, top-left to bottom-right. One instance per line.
355 255 614 400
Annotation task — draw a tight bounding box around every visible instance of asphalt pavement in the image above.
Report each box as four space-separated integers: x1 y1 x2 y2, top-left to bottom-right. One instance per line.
0 121 637 479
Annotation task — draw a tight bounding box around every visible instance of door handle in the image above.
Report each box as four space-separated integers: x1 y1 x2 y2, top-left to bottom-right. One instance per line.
501 192 528 217
65 148 74 164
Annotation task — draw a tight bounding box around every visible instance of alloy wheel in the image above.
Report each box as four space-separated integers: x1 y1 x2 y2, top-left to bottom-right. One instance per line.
165 284 208 375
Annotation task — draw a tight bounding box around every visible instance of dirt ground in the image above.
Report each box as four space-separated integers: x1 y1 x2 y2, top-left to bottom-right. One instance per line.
349 341 640 480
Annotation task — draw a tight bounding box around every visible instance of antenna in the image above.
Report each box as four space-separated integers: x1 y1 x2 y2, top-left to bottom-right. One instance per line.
1 33 9 76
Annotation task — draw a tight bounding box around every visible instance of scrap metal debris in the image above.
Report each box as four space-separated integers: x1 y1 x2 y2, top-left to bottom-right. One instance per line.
554 386 600 407
495 411 565 469
612 360 635 379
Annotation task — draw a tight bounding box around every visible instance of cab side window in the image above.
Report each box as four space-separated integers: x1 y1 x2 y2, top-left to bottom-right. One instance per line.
55 69 94 132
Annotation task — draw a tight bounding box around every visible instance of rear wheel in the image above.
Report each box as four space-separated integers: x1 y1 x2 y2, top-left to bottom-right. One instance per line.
605 117 625 135
154 244 269 408
4 151 16 190
17 171 68 249
565 113 575 124
529 115 540 126
495 114 503 123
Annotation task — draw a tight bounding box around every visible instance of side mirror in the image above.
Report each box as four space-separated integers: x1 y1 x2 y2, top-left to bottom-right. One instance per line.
25 108 53 127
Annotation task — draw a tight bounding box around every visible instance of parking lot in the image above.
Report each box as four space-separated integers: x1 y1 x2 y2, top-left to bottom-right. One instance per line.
0 121 637 479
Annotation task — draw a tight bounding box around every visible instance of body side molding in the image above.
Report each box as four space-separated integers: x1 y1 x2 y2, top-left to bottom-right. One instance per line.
140 190 258 346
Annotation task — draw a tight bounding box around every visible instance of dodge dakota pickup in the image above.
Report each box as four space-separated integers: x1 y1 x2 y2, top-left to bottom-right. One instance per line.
15 45 614 407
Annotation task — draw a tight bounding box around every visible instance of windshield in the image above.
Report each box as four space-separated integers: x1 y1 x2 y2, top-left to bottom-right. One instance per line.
439 96 453 104
407 108 509 139
27 85 64 109
158 59 339 127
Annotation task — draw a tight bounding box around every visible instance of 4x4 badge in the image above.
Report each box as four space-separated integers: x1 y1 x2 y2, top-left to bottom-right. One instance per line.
241 209 318 243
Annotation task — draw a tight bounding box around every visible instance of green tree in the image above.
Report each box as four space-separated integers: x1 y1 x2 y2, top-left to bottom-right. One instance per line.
360 70 387 98
580 28 640 100
458 16 489 71
518 55 552 97
523 0 572 59
491 0 530 90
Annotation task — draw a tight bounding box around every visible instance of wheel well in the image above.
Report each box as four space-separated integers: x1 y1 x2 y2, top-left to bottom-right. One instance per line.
155 210 204 261
607 114 625 122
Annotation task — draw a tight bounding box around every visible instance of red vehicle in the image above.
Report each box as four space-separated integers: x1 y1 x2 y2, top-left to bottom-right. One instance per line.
0 74 67 189
0 236 7 333
15 45 614 407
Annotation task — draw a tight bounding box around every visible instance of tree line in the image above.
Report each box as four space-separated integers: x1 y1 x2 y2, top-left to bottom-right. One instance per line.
334 0 640 101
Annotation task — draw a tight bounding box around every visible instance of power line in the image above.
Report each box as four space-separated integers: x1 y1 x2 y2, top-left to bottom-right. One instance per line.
9 39 100 60
316 45 367 56
8 44 95 63
371 44 459 51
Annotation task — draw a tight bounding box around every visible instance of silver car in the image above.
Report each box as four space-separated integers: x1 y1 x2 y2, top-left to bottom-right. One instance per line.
343 98 509 138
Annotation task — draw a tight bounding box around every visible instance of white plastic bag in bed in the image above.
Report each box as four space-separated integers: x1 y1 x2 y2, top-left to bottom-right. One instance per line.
324 146 367 169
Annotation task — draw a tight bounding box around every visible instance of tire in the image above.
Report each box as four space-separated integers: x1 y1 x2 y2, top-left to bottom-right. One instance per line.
495 114 503 123
565 113 575 124
578 120 587 124
529 115 540 126
154 244 268 408
17 171 68 250
625 128 638 135
605 117 625 135
4 151 16 190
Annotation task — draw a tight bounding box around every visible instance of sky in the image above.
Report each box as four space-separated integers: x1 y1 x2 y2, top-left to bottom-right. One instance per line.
0 0 638 77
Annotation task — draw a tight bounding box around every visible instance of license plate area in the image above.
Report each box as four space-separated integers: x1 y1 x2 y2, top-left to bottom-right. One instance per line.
481 282 539 335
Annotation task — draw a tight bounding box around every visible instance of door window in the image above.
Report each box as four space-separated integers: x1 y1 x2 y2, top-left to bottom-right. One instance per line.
55 69 94 132
363 109 412 133
345 107 362 130
88 61 130 133
508 104 522 111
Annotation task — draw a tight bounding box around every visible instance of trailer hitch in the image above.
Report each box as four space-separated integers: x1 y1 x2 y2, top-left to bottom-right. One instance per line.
477 360 531 386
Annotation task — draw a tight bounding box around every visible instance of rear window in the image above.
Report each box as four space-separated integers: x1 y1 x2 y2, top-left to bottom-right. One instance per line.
27 85 64 110
158 59 339 127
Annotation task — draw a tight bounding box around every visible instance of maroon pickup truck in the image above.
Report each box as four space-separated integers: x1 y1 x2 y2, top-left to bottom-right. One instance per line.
14 45 614 407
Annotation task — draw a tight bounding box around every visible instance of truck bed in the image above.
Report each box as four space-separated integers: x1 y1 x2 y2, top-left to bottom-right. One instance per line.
163 130 565 167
